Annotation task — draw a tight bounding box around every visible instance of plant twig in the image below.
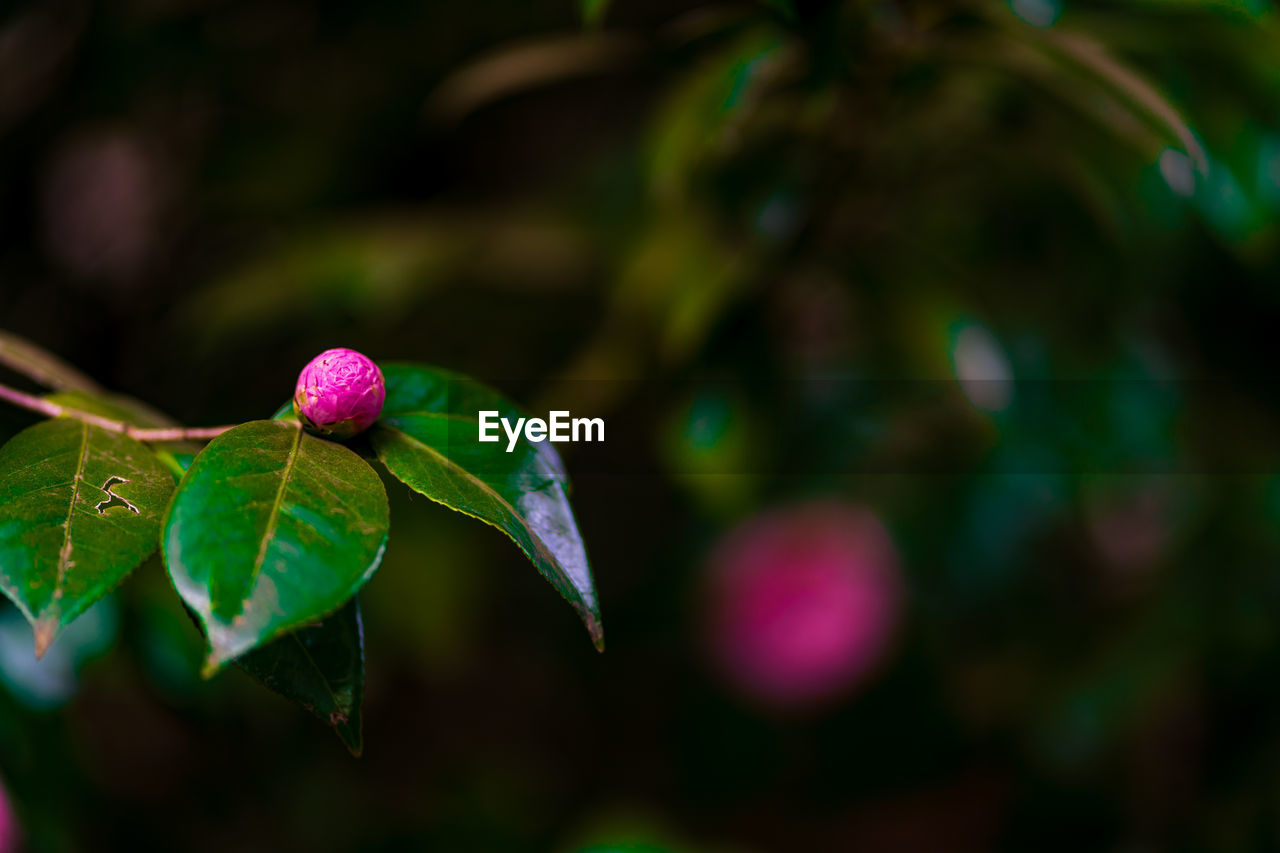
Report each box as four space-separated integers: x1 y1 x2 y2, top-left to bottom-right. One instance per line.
0 381 235 443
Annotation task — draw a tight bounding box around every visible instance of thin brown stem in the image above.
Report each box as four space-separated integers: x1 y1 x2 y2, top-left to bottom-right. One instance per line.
0 381 236 443
0 382 65 420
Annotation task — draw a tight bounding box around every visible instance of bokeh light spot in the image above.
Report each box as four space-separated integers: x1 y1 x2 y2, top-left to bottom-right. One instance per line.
705 503 902 710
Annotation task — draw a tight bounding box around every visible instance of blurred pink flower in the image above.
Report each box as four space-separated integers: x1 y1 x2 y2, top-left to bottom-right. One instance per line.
293 348 385 439
0 774 18 853
706 502 903 709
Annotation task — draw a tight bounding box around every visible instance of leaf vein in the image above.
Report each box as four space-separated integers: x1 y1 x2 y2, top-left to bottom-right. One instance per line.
246 425 303 604
52 421 92 618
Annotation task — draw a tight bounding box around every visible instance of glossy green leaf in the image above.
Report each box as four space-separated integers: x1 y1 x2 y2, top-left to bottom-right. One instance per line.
0 330 101 392
0 418 174 655
229 403 367 749
162 420 389 674
371 364 603 650
236 595 365 755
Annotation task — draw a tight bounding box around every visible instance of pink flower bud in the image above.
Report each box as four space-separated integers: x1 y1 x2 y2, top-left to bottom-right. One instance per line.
705 503 902 709
293 348 385 439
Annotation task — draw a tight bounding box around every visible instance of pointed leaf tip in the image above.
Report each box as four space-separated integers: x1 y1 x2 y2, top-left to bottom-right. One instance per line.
336 720 363 756
200 657 223 680
201 635 243 677
585 614 605 652
33 619 57 659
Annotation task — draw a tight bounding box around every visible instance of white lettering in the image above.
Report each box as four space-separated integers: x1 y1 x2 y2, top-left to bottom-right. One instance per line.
480 411 605 452
478 411 500 442
502 416 525 453
572 417 604 443
549 410 570 442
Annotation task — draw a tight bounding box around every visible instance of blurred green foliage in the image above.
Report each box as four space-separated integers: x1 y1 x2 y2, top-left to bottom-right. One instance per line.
3 0 1280 850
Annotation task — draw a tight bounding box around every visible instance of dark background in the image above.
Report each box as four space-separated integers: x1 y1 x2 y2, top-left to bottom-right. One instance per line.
4 0 1280 850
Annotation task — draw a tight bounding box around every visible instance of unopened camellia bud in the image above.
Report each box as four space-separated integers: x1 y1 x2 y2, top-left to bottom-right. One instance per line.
293 348 385 439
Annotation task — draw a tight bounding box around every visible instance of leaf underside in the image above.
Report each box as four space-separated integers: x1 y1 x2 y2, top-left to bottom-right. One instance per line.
163 420 390 674
236 595 365 755
0 418 174 654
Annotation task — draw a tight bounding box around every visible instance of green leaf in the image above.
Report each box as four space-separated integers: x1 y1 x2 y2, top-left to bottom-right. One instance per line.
371 364 603 650
0 330 101 392
0 418 174 655
162 420 389 674
236 595 365 755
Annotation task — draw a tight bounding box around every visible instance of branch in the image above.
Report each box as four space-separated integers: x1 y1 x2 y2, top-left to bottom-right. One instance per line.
0 381 236 443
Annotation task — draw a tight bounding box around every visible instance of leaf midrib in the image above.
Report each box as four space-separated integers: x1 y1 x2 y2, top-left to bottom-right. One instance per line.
52 420 91 617
245 424 304 603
